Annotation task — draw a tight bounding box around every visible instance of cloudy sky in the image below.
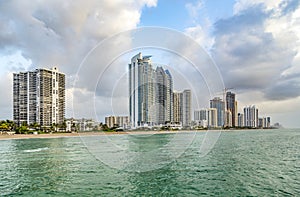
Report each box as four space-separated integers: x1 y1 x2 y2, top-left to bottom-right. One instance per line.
0 0 299 128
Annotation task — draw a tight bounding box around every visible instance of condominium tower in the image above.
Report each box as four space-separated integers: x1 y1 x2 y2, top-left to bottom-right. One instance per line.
210 97 225 127
13 67 65 127
244 105 258 128
226 91 236 127
129 53 174 128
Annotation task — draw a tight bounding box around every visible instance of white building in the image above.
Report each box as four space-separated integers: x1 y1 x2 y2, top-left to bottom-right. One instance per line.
244 105 258 128
129 53 174 128
237 113 244 127
208 108 217 128
13 67 65 127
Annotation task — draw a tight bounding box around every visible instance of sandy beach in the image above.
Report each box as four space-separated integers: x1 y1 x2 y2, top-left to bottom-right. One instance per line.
0 130 207 140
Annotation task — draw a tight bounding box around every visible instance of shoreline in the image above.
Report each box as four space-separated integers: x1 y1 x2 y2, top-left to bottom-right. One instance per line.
0 128 284 141
0 130 205 141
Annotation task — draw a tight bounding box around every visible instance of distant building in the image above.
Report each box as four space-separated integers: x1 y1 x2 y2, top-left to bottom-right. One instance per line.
225 110 232 127
210 97 225 127
194 109 208 128
226 92 236 127
66 118 99 132
258 117 271 128
208 108 217 128
173 91 183 124
237 113 244 127
244 105 258 128
13 67 65 127
182 90 192 127
105 116 129 129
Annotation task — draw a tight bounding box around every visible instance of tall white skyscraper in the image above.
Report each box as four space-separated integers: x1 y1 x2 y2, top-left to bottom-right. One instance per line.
244 105 258 128
13 67 65 127
129 53 173 128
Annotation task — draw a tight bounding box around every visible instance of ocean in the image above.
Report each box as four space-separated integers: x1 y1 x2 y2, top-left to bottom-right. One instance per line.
0 129 299 196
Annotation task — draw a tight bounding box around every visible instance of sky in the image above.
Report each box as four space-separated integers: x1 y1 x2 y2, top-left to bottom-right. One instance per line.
0 0 300 128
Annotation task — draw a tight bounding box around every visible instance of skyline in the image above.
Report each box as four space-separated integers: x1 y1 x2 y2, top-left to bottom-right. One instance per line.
0 0 300 127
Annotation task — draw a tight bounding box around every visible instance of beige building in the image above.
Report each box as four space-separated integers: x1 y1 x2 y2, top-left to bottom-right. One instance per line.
105 116 129 128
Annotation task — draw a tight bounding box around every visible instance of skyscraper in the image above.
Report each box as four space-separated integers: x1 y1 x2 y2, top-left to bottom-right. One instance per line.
173 91 183 124
237 113 244 127
129 53 174 128
210 97 225 127
208 108 217 128
182 89 191 127
165 69 173 123
226 91 236 127
244 105 258 128
13 67 65 127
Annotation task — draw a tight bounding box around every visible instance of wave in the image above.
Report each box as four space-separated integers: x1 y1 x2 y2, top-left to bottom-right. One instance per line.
23 147 49 153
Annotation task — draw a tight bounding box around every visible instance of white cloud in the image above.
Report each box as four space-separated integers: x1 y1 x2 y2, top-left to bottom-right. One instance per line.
0 0 157 121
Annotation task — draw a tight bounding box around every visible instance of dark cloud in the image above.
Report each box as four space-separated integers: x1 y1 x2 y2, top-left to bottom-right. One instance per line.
212 3 300 100
264 78 300 100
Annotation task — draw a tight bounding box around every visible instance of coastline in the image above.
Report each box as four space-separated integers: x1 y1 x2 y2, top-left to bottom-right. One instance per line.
0 128 283 141
0 130 206 141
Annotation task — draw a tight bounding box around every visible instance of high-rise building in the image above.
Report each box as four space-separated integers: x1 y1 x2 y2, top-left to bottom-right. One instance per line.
210 97 225 127
129 53 155 127
208 108 217 128
237 113 244 127
129 53 173 128
165 69 173 123
225 110 232 127
244 105 258 128
194 108 208 128
13 67 65 127
226 92 236 127
182 89 191 127
173 91 183 124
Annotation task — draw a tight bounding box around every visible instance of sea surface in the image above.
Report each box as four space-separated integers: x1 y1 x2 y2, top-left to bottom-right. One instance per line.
0 129 299 196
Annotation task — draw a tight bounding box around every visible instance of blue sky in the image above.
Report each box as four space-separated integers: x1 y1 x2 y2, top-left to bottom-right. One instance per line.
0 0 300 127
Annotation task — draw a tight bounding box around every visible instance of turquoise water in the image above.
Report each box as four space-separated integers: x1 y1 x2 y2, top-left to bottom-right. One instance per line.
1 129 299 196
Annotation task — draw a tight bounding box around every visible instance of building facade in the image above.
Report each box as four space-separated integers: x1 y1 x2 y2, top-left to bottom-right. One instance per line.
208 108 217 128
210 97 225 127
13 67 65 127
129 53 174 128
182 89 191 127
105 116 129 129
244 105 258 128
237 113 244 127
226 92 236 127
173 91 183 124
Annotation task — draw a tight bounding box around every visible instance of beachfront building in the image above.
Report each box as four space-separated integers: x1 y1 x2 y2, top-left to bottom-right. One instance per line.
226 91 237 127
208 108 217 128
182 90 192 127
173 91 183 124
128 53 175 128
244 105 259 128
194 109 208 128
210 97 225 127
105 116 129 129
225 110 232 127
13 67 65 127
237 113 244 127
